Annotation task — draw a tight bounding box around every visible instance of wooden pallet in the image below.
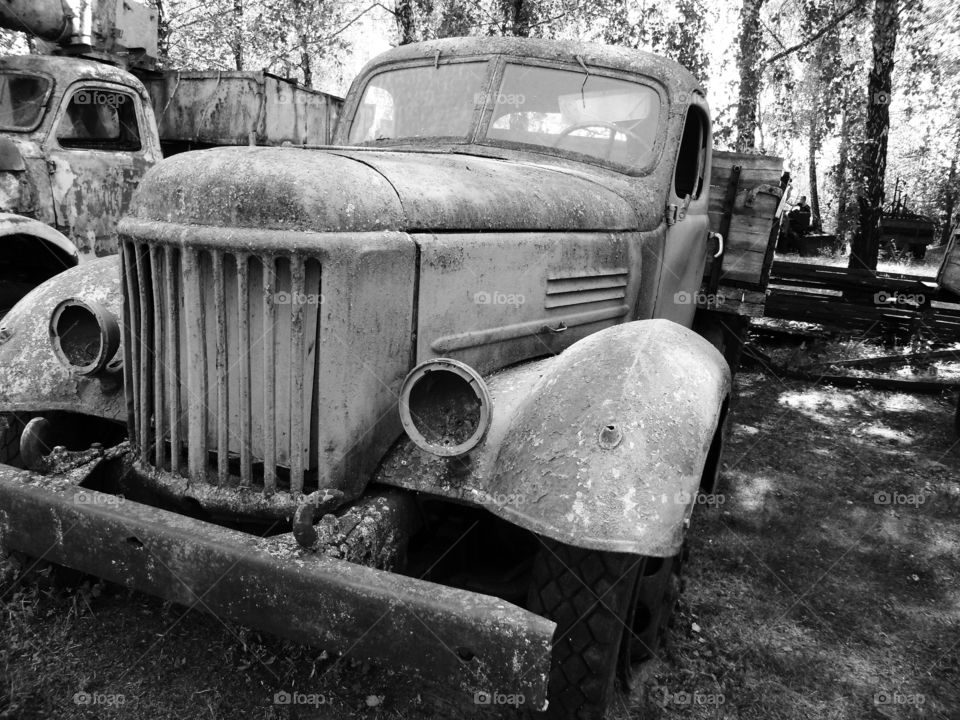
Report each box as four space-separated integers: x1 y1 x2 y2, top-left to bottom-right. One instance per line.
765 261 960 340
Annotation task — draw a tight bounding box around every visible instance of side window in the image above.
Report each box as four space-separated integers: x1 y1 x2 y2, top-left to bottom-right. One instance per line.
56 88 141 151
674 106 707 199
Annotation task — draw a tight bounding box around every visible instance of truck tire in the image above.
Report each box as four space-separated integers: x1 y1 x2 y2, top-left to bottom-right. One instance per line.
626 553 683 665
0 413 25 467
527 539 640 719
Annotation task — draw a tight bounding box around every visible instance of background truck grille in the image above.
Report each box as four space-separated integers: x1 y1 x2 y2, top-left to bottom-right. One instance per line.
122 240 323 496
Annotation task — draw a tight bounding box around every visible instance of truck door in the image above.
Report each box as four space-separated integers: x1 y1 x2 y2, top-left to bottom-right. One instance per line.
44 82 160 258
653 103 711 327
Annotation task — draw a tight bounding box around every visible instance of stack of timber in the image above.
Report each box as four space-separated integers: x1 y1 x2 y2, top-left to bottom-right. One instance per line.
766 261 960 341
698 151 785 317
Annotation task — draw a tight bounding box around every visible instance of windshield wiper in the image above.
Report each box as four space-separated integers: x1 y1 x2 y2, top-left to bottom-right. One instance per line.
575 54 591 107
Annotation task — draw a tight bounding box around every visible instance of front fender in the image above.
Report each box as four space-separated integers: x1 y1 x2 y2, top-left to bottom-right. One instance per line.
0 256 125 420
375 320 731 556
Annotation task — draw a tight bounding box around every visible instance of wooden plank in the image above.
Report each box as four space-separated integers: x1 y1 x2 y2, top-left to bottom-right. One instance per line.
697 283 766 317
813 348 960 369
743 344 960 393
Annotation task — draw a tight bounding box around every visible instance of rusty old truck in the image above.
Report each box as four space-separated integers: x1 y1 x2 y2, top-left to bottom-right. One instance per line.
0 0 341 313
0 37 781 718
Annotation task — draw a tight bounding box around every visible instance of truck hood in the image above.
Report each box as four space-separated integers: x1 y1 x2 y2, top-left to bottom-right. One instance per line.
128 146 641 233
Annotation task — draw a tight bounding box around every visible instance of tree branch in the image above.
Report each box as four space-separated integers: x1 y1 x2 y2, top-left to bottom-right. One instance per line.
762 2 860 67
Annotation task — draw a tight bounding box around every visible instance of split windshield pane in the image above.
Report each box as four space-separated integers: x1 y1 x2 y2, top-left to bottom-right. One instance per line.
348 62 487 143
485 63 660 168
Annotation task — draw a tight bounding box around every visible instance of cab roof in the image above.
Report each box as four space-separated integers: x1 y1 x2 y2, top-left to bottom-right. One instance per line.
0 54 145 92
358 36 705 99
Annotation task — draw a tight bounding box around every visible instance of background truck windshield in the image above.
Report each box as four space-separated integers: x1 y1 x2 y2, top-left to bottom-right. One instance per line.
0 72 50 130
486 63 660 168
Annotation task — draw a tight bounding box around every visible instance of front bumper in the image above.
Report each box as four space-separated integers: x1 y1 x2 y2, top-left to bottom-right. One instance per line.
0 457 553 708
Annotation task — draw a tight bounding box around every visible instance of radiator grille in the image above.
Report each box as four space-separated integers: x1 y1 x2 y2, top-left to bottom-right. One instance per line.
122 240 322 495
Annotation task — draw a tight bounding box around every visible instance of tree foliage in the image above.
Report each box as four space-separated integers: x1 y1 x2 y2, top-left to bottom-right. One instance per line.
0 0 957 257
161 0 350 87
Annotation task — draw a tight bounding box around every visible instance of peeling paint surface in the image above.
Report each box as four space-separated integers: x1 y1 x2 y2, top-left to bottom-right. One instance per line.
0 256 124 418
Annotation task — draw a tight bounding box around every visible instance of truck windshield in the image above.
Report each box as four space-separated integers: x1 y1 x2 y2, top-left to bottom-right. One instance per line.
348 59 660 170
485 63 660 168
0 73 50 130
348 62 487 143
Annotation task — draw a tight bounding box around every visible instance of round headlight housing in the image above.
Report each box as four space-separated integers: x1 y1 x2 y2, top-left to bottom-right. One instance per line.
49 298 120 376
398 358 492 457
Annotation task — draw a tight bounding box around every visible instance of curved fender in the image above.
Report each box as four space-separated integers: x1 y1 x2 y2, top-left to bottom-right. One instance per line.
375 320 731 556
0 256 124 420
0 213 80 267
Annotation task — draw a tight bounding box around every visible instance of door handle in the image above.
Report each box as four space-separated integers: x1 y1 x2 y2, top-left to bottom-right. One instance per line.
709 232 724 258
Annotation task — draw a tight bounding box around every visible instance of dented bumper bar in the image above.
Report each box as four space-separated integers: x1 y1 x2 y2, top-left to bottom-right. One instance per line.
0 462 553 708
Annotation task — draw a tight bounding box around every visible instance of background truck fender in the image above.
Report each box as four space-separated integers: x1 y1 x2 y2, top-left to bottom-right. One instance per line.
376 320 732 556
0 256 125 420
0 214 80 267
0 214 81 301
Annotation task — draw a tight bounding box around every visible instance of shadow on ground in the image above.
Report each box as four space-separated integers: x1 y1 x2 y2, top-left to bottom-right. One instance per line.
2 371 959 719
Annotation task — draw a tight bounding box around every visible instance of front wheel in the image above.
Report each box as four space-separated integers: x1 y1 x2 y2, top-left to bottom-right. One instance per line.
527 540 640 719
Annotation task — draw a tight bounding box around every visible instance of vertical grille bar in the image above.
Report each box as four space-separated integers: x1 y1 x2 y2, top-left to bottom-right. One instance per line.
129 242 325 496
150 246 165 468
237 254 252 488
262 258 277 495
213 251 229 485
164 245 181 475
120 242 139 448
289 256 306 495
182 248 208 479
134 245 152 465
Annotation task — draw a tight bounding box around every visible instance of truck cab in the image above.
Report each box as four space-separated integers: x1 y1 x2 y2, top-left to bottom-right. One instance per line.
0 38 735 719
0 55 161 311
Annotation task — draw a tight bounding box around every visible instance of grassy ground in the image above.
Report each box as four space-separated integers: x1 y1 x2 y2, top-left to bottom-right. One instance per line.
2 361 959 719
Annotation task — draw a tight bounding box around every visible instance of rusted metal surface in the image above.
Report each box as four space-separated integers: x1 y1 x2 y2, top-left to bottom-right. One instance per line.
326 149 641 231
145 72 341 147
0 1 73 42
0 0 159 66
0 55 162 262
128 148 405 232
130 144 642 233
0 212 78 264
293 489 420 567
376 321 731 556
413 230 646 376
0 459 553 708
0 256 124 419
